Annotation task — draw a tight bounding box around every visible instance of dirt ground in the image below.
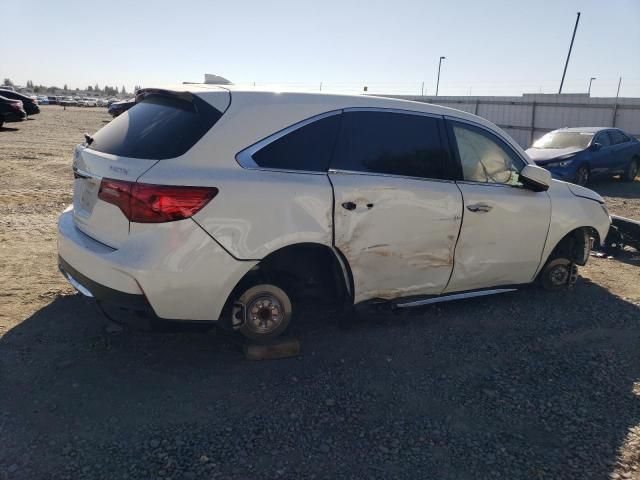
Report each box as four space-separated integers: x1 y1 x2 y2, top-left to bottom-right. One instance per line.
1 107 640 479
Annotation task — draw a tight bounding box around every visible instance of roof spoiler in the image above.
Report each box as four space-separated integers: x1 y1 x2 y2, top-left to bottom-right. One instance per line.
135 88 193 104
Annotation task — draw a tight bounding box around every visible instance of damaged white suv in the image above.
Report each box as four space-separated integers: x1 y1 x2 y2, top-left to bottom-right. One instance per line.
58 85 611 342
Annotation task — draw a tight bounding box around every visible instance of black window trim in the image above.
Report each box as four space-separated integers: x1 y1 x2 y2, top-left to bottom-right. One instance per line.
444 116 531 189
235 110 343 175
328 107 456 184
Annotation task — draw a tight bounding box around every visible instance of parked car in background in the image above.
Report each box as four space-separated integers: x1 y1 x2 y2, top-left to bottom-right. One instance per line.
0 88 40 115
58 86 610 343
107 97 120 107
37 95 49 105
47 96 60 105
107 98 135 117
96 98 108 107
526 127 640 186
59 97 78 107
0 95 27 128
78 98 98 107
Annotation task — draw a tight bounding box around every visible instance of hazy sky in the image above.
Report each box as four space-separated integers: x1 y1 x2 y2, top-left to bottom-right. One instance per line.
2 0 639 97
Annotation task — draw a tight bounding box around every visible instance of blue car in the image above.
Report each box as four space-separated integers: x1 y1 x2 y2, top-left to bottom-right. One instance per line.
526 127 640 186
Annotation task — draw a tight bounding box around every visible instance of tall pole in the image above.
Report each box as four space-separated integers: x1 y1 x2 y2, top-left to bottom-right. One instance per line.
616 77 622 98
421 81 424 96
588 77 596 95
436 56 445 96
559 12 581 94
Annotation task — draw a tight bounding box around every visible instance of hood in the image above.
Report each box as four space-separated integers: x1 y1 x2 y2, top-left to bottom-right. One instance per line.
525 146 584 164
566 183 604 204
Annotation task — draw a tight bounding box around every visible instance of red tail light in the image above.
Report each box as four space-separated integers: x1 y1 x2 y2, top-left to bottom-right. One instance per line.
98 179 218 223
11 101 22 111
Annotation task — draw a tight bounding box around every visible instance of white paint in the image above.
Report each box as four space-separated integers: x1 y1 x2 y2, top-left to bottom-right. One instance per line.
57 86 611 325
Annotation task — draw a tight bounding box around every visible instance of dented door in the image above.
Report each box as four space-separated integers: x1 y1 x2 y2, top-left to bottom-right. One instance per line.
331 173 463 303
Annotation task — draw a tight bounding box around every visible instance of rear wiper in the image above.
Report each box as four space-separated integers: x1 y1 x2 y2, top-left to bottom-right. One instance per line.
84 133 94 146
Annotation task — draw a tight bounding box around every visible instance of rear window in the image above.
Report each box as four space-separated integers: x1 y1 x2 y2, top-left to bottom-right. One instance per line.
88 94 222 160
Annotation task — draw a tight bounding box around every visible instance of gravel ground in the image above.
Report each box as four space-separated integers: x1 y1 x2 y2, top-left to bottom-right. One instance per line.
1 107 640 480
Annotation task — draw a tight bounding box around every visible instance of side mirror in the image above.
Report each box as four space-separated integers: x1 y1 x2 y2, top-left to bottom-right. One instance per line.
590 142 601 151
519 164 551 192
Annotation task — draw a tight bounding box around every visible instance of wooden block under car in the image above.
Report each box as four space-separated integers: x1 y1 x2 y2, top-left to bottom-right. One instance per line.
244 338 301 360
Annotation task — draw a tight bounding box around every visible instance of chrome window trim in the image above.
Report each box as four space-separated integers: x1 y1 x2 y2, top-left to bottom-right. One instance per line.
328 168 456 185
235 110 343 173
343 107 443 119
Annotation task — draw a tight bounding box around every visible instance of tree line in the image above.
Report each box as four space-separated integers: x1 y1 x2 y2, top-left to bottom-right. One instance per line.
4 78 140 96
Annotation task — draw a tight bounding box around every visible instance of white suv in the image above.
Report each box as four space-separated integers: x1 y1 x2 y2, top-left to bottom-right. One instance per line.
57 85 610 342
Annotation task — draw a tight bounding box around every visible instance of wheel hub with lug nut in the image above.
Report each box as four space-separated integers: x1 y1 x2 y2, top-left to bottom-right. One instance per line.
550 265 569 286
247 295 284 334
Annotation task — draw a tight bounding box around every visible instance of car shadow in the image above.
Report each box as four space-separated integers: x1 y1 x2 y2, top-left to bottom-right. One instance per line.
1 280 640 479
0 126 20 132
590 177 640 200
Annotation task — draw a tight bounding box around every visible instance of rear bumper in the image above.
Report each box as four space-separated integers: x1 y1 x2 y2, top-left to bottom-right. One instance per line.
57 206 258 321
59 256 150 309
3 111 27 122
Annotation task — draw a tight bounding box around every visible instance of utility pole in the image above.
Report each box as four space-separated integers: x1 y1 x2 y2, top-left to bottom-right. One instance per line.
436 56 445 96
587 77 596 95
559 12 581 94
616 77 622 98
421 81 424 96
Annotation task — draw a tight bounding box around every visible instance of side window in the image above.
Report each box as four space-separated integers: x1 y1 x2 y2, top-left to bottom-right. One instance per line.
594 131 612 147
610 130 630 144
331 111 448 180
252 114 341 172
451 122 525 185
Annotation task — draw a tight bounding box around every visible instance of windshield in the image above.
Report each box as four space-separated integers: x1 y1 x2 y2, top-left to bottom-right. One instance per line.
532 131 593 149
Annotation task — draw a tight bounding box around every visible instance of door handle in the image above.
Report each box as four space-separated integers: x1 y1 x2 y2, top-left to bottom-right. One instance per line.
466 203 492 213
341 201 357 211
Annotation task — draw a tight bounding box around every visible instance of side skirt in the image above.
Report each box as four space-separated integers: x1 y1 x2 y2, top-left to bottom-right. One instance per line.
392 288 518 309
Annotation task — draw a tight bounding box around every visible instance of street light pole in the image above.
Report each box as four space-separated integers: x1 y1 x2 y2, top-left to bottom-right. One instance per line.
587 77 596 95
436 56 446 96
558 12 581 94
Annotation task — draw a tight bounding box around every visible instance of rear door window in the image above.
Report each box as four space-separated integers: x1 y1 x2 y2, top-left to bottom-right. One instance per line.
330 110 448 180
251 114 341 172
88 94 222 160
610 130 630 144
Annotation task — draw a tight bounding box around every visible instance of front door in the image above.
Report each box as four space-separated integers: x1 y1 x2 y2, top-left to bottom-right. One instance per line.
445 120 552 293
329 109 463 303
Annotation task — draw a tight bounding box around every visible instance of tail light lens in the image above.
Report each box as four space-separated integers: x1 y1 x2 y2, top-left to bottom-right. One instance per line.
98 179 218 223
11 101 22 111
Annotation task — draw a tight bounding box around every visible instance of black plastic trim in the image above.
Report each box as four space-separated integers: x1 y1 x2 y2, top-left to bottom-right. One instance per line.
58 256 149 309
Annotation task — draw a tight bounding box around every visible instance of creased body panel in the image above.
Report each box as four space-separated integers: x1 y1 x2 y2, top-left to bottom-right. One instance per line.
331 173 462 303
58 208 257 320
188 168 333 259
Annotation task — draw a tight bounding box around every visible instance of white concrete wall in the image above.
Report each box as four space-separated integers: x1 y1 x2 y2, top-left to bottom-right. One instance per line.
386 93 640 148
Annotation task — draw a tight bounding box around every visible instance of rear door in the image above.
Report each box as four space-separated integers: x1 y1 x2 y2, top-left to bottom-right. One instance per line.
609 129 635 172
590 130 615 176
445 119 551 292
329 109 462 303
72 90 227 248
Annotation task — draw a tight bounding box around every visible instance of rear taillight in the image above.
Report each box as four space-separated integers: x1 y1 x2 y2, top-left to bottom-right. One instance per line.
11 101 22 111
98 179 218 223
